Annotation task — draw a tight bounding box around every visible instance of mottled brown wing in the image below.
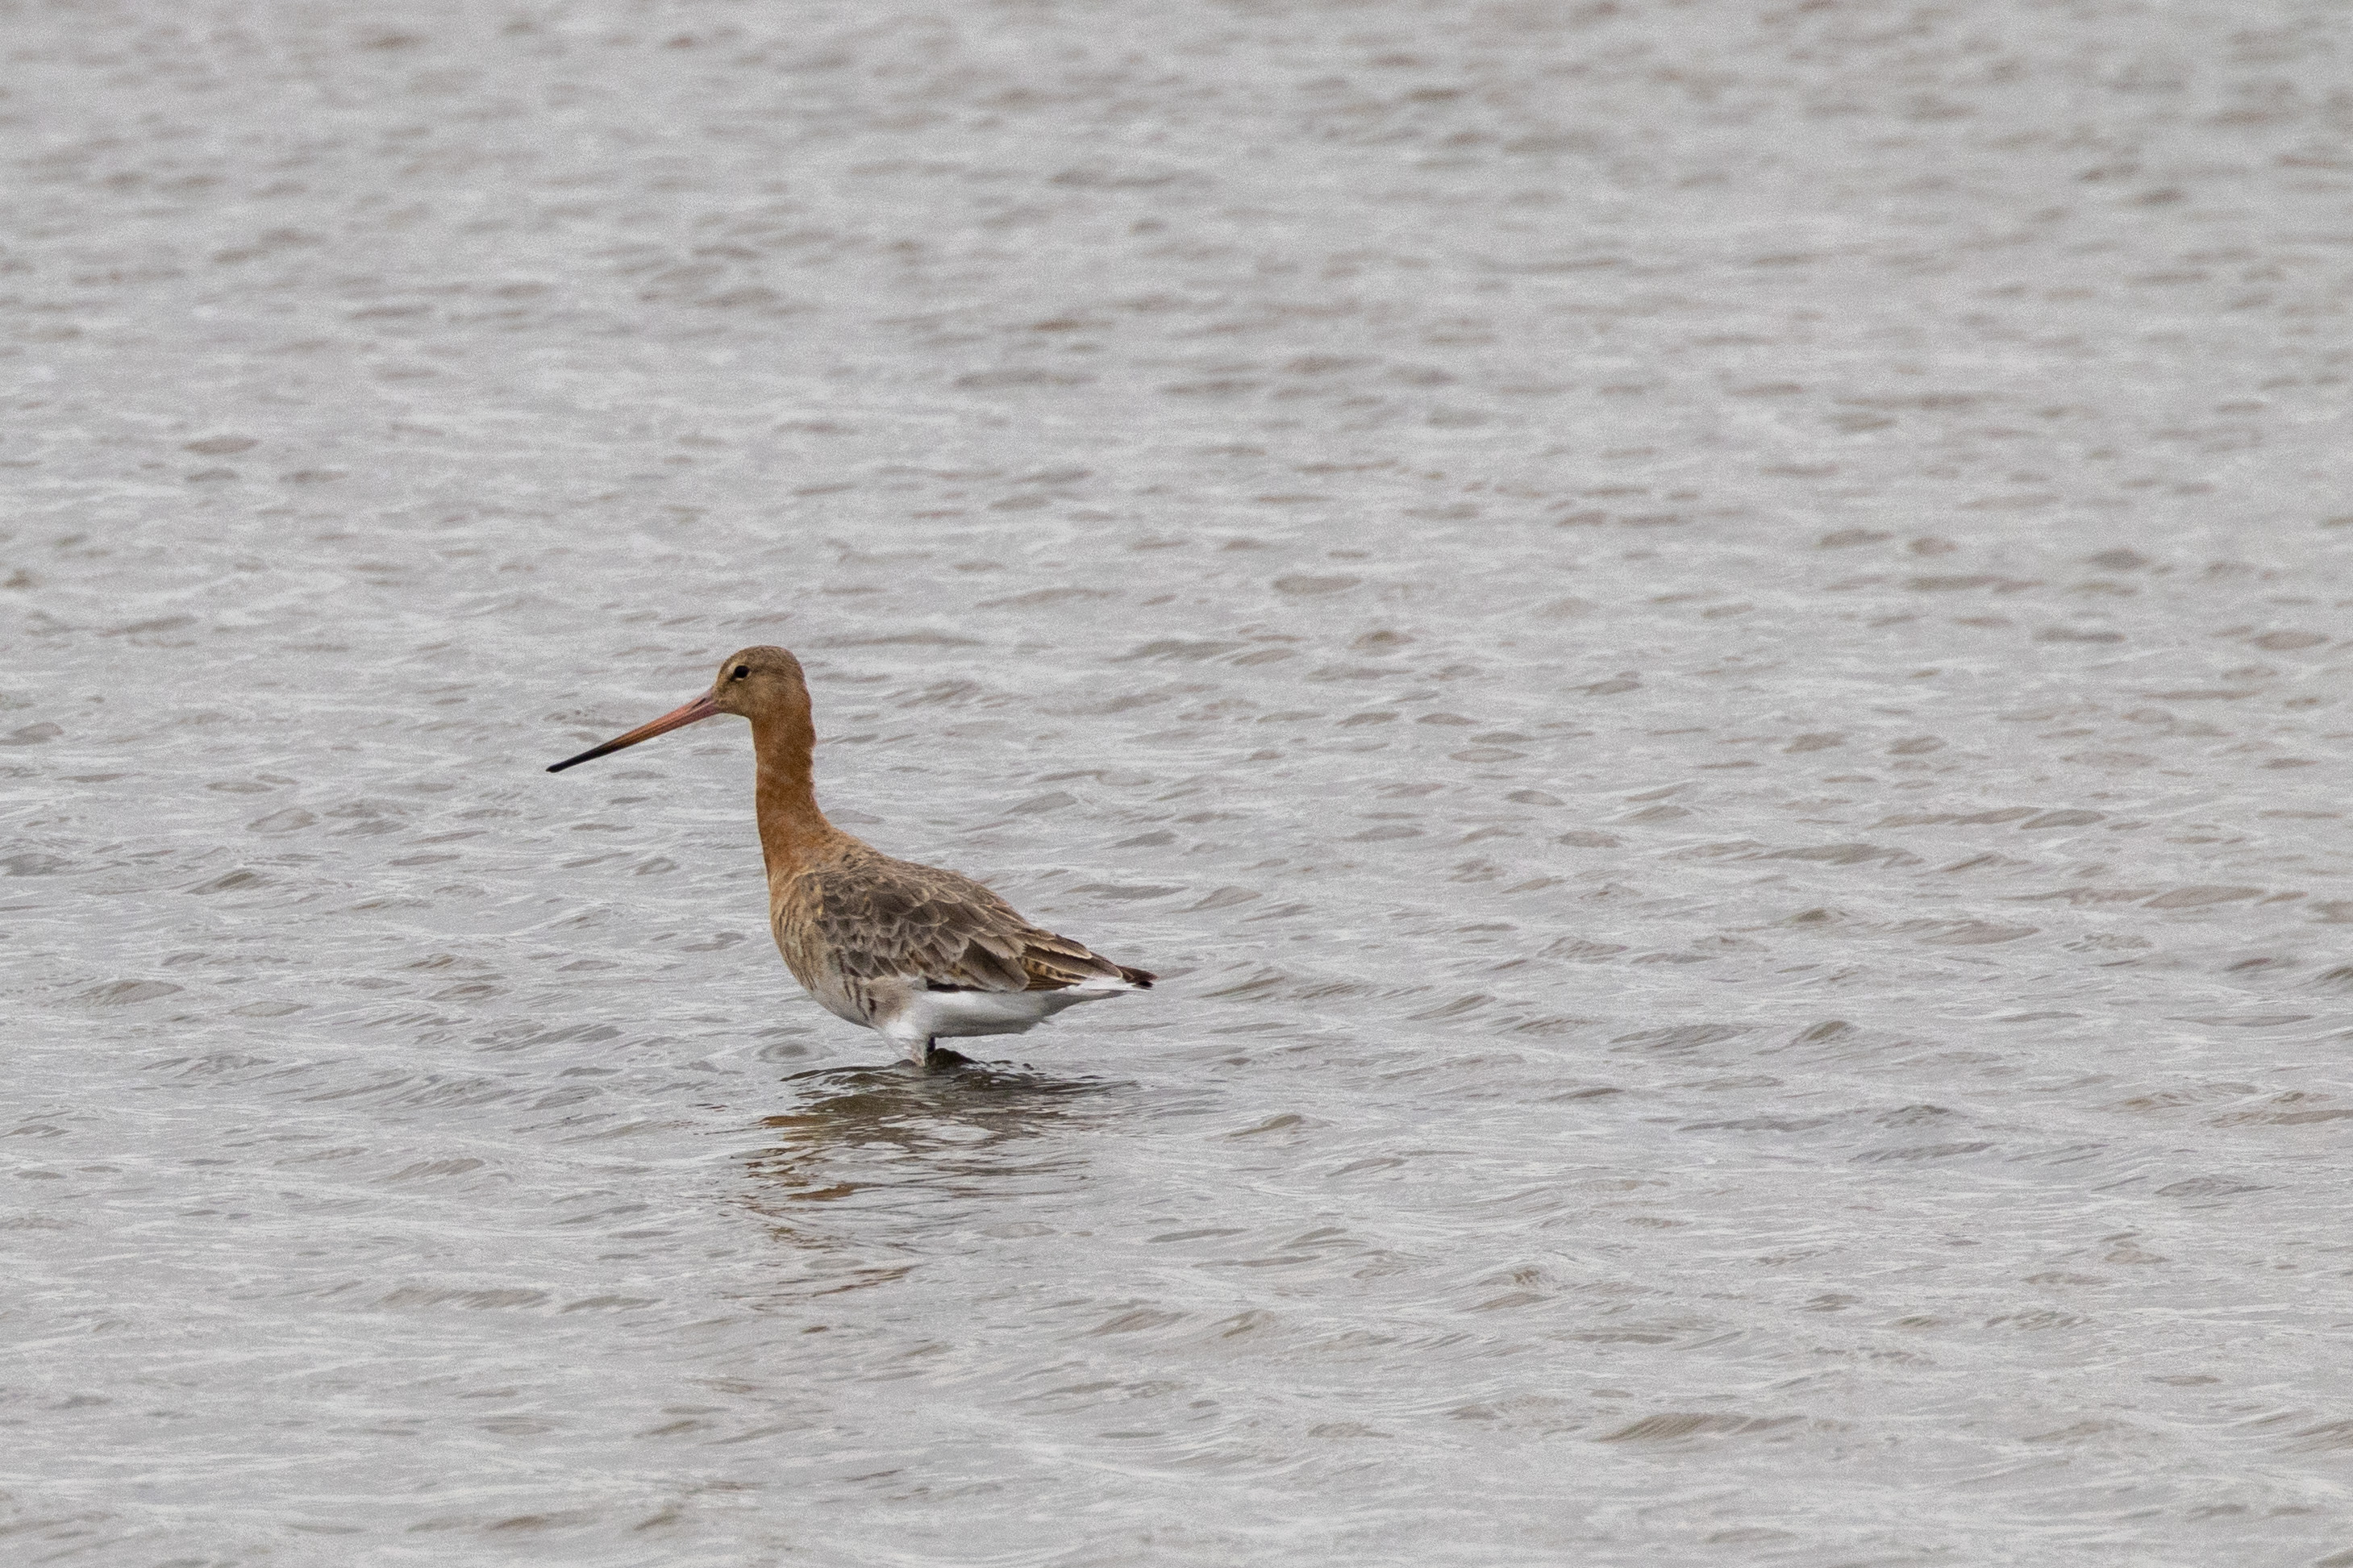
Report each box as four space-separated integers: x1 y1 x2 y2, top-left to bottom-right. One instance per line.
797 855 1135 993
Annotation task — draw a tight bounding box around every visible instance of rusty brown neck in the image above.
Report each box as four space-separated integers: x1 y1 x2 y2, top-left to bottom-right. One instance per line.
750 688 841 878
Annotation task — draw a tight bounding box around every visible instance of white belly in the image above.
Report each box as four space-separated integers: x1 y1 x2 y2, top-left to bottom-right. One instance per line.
791 955 1143 1059
904 984 1101 1040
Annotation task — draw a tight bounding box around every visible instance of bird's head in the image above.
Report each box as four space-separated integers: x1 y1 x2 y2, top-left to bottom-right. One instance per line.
705 645 807 719
547 644 806 773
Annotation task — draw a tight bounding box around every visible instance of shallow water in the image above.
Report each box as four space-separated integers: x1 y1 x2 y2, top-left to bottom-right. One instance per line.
7 1 2353 1562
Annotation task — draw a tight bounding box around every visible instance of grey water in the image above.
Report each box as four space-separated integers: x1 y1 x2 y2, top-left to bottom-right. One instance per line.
6 1 2353 1563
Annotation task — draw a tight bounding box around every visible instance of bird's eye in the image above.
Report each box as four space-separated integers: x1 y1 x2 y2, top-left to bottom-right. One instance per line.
731 665 749 680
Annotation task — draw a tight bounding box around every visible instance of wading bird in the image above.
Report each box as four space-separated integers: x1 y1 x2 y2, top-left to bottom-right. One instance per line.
548 647 1154 1065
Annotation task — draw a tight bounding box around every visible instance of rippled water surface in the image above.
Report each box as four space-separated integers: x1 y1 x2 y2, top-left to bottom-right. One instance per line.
9 1 2353 1562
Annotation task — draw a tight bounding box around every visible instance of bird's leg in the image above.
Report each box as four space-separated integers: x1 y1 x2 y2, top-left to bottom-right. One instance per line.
919 1040 973 1070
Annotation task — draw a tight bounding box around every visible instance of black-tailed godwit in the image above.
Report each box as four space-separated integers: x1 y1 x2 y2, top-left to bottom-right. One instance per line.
548 646 1155 1065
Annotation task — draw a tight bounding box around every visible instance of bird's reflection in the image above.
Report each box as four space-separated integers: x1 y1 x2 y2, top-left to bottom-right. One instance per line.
740 1054 1127 1217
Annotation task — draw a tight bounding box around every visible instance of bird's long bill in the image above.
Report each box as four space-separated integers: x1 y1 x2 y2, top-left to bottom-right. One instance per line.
547 693 721 774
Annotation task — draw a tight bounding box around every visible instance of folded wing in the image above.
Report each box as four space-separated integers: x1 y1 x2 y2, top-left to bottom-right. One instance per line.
793 851 1152 996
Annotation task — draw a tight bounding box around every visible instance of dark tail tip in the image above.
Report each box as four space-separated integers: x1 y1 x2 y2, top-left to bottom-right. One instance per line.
1118 965 1156 988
